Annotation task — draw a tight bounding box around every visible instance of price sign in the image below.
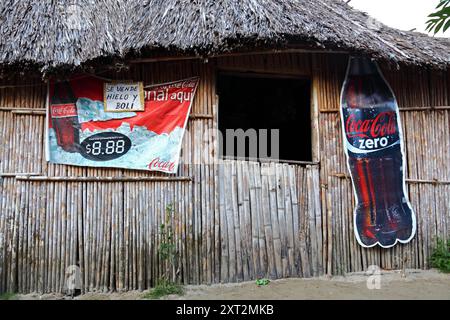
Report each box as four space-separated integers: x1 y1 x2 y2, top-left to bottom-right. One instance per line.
80 132 132 161
104 82 145 112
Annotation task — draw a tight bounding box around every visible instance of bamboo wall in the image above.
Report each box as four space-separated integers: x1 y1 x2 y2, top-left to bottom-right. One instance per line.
0 52 448 294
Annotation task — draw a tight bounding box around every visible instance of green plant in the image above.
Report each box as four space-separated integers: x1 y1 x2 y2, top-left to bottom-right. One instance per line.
0 292 16 300
429 238 450 273
426 0 450 35
159 203 178 281
143 279 184 300
255 278 270 286
143 203 183 299
159 204 176 262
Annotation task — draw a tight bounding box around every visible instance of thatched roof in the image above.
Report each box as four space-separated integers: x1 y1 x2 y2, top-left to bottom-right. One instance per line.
0 0 449 71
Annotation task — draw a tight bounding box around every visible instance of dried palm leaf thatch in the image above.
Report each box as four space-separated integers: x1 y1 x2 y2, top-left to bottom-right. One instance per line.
0 0 449 71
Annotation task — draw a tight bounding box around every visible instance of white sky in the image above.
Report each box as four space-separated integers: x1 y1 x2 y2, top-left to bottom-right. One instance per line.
347 0 449 38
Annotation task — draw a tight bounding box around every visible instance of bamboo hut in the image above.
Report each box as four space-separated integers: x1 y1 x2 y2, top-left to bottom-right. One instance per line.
0 0 449 294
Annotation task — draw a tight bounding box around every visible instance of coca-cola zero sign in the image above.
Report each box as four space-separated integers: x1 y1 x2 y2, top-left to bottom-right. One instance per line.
343 109 400 154
340 57 416 249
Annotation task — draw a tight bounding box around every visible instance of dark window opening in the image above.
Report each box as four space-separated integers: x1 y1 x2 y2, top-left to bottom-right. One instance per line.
217 73 312 162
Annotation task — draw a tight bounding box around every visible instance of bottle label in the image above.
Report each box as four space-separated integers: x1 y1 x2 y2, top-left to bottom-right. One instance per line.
51 103 77 118
342 107 400 154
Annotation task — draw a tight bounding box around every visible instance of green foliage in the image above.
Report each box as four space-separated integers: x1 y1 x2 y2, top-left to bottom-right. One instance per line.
143 279 184 300
429 238 450 273
0 292 16 300
255 278 270 286
426 0 450 34
144 203 183 299
159 204 177 263
159 204 177 272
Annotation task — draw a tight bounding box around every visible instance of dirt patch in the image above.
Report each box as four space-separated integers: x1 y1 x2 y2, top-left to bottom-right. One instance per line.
13 269 450 300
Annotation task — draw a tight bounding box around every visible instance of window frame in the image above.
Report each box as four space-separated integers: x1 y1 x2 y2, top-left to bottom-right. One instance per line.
216 70 319 165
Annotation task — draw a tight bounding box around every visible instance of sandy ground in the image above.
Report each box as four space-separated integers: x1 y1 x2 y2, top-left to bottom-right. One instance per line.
12 269 450 300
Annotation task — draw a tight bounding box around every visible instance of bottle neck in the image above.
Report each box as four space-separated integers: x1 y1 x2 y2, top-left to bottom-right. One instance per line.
347 56 380 76
343 56 395 109
52 81 76 104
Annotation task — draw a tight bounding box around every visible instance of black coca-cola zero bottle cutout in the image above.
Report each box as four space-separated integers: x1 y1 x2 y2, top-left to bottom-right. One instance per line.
50 80 80 153
340 56 416 248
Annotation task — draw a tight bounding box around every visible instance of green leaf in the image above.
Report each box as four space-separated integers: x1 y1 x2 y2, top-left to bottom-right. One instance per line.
437 0 450 9
444 19 450 32
426 19 439 32
426 2 450 35
435 19 446 33
428 12 442 18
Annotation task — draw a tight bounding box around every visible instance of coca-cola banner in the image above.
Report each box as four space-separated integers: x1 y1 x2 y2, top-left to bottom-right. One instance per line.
46 76 199 173
340 57 416 248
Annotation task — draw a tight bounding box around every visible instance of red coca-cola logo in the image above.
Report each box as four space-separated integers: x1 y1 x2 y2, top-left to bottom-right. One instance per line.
51 103 77 118
148 157 175 172
345 111 396 139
